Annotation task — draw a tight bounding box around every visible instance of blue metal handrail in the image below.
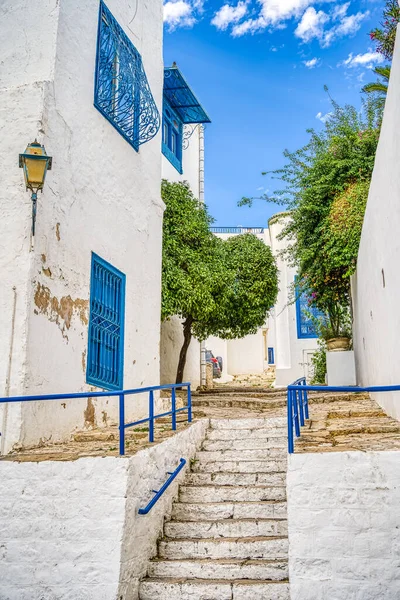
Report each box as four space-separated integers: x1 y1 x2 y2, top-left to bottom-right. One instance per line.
0 382 192 456
138 458 187 515
287 380 400 453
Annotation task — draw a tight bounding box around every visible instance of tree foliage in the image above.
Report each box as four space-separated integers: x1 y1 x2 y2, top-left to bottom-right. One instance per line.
369 0 400 60
161 180 278 382
240 97 381 333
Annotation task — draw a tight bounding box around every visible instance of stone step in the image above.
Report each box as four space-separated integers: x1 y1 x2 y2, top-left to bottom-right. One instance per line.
147 558 289 581
202 438 286 451
210 418 287 430
139 579 290 600
164 519 288 539
207 428 286 441
191 459 287 474
171 502 287 522
195 450 286 462
158 537 288 560
186 472 286 487
193 399 287 410
179 485 286 503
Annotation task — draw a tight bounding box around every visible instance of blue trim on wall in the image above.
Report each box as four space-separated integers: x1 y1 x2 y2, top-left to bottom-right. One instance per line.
87 253 126 391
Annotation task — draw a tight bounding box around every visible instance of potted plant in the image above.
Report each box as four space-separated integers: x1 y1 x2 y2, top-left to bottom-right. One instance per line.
318 303 352 351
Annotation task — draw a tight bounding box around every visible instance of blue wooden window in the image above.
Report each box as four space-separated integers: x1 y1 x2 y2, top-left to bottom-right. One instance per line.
268 347 275 365
162 100 183 173
94 1 160 151
87 253 126 390
295 289 323 339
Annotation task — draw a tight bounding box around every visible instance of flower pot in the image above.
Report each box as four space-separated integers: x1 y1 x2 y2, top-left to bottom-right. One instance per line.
326 337 351 352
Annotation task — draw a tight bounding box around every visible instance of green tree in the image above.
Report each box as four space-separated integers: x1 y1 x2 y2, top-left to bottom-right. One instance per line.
239 97 381 332
162 180 278 383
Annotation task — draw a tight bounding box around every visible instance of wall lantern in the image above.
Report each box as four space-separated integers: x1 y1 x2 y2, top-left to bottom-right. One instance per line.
19 139 52 236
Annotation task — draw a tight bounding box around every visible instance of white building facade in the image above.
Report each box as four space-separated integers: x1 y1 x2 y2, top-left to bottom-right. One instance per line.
352 25 400 419
0 0 165 452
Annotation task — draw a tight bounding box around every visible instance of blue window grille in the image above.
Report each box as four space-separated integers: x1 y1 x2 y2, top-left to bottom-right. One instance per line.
94 1 160 151
162 99 183 173
87 253 126 390
295 289 323 339
268 347 275 365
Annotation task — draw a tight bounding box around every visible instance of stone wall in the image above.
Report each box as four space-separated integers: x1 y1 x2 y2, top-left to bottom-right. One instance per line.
287 451 400 599
0 419 208 600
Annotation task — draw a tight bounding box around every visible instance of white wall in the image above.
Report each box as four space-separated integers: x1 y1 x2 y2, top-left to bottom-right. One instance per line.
269 213 318 386
0 0 164 452
227 331 265 375
353 26 400 420
160 316 201 389
288 451 400 599
0 419 208 600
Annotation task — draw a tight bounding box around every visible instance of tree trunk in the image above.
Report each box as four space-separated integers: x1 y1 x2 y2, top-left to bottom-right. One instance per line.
176 317 193 384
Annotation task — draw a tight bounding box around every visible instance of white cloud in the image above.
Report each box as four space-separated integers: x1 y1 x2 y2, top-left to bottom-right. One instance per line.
316 111 332 123
341 51 385 69
163 1 195 29
231 16 266 36
295 7 329 43
304 57 319 68
323 10 368 46
212 2 248 31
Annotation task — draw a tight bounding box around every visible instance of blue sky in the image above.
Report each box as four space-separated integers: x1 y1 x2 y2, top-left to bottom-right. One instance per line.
163 0 384 226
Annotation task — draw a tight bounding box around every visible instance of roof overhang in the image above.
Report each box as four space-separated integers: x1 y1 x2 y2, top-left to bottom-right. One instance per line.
163 66 211 124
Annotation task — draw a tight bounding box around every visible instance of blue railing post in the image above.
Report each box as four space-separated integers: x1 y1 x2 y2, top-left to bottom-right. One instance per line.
293 389 301 438
287 389 294 454
298 387 305 427
171 387 177 431
119 393 125 456
187 384 192 423
149 390 154 443
303 379 309 419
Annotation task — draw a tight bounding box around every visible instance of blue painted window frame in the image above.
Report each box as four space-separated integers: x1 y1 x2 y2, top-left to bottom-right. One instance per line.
87 253 126 390
295 287 321 339
162 99 183 173
268 347 275 365
94 1 160 152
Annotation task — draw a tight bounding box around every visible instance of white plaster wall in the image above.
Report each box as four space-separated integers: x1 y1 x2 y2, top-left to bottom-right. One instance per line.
160 316 201 389
353 26 400 420
269 214 318 387
0 419 208 600
0 0 165 451
227 331 265 375
288 451 400 599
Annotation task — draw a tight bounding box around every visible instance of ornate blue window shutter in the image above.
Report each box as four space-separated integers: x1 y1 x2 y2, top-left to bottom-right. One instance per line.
162 99 183 173
94 1 160 151
87 253 126 390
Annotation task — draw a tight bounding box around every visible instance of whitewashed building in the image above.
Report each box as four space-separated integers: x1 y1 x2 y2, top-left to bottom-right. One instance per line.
159 66 211 389
0 0 165 452
353 25 400 419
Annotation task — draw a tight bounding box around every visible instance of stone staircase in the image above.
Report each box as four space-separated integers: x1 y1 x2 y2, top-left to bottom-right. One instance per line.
139 417 289 600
